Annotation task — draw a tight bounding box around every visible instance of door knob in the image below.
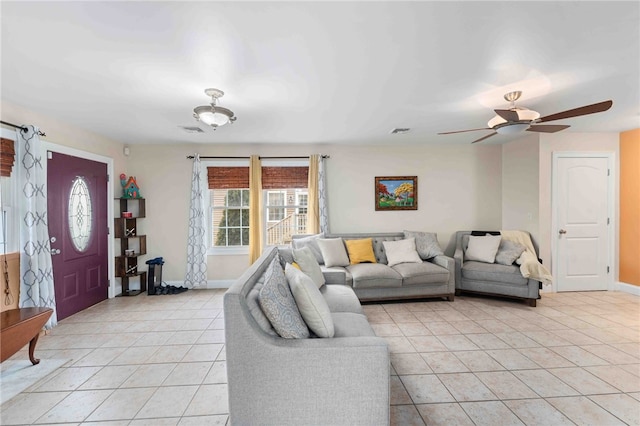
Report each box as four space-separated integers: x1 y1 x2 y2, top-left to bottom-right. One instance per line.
51 248 61 255
559 229 567 235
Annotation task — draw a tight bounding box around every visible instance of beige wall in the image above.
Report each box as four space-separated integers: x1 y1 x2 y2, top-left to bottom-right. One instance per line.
538 132 620 280
502 134 540 244
127 142 503 281
1 100 128 195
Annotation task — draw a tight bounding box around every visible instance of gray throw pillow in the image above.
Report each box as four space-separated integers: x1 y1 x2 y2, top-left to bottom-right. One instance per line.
404 230 444 259
259 257 309 339
285 264 334 338
317 238 350 267
495 239 527 265
293 246 326 288
292 233 325 264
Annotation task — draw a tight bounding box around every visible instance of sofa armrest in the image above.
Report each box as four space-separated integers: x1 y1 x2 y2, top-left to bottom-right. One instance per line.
430 255 455 294
453 248 463 288
323 269 347 285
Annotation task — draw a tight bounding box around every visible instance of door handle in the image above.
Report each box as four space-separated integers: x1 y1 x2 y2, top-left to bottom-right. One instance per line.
51 248 61 255
559 229 567 235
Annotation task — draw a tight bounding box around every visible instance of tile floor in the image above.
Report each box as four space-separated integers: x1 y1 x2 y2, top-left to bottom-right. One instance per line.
1 289 639 425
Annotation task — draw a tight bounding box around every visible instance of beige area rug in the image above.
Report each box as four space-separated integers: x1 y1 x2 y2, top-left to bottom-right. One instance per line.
0 358 70 405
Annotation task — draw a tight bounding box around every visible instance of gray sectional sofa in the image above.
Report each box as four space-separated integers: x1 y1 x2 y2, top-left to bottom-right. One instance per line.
284 232 455 302
224 246 389 426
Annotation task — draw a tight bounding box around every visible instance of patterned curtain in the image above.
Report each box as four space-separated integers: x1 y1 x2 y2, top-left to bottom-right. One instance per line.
184 154 207 288
248 155 263 264
318 155 329 234
16 125 57 328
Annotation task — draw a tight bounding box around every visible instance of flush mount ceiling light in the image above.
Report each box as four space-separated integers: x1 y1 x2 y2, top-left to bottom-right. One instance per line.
193 88 237 129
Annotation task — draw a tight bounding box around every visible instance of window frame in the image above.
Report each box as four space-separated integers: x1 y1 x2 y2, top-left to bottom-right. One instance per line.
261 159 310 247
0 130 18 253
204 160 251 256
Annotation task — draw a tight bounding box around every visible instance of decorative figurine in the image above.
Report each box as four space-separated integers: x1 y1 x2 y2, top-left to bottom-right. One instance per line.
121 175 142 199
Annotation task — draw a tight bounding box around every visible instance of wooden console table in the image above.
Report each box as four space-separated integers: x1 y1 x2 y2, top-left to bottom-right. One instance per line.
1 307 53 365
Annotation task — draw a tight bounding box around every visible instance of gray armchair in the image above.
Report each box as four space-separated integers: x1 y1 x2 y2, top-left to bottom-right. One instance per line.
454 231 540 307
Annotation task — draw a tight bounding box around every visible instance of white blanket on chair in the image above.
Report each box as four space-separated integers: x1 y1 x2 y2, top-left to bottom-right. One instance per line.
500 230 553 287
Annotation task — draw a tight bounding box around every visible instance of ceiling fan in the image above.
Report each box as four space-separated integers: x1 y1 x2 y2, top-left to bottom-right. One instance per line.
438 91 613 143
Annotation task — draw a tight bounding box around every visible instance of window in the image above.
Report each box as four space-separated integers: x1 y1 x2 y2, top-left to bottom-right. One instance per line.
211 189 250 248
206 162 250 253
0 136 17 253
266 191 285 222
205 160 310 252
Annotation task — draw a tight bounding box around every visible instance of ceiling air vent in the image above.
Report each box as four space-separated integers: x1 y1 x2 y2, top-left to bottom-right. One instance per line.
390 128 410 135
180 126 204 133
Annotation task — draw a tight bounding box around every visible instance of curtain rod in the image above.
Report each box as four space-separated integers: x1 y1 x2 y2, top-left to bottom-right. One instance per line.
0 120 46 137
186 155 330 160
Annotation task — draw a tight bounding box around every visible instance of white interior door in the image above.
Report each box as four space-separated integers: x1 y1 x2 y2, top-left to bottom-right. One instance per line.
554 155 611 291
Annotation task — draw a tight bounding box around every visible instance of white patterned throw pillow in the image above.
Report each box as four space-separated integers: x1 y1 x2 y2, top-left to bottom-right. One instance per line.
259 257 310 339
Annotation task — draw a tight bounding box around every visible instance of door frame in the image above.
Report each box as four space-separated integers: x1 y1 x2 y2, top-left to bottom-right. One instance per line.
42 141 116 299
551 151 615 293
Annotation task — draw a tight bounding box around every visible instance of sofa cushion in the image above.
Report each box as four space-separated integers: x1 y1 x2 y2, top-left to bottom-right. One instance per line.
331 312 377 337
403 230 444 260
259 257 310 339
392 261 450 286
285 264 334 338
465 235 501 263
318 238 350 267
292 233 325 264
293 246 325 288
383 238 423 267
345 238 377 264
495 239 527 266
347 263 402 289
462 260 529 285
320 284 364 314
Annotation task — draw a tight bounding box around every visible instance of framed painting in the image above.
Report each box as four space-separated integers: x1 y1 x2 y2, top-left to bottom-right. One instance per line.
375 176 418 211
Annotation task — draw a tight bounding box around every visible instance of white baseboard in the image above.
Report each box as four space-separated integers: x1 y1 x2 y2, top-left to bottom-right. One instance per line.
163 280 233 289
615 281 640 296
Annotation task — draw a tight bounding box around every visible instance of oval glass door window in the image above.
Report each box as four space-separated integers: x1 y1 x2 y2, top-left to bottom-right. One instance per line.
68 176 93 252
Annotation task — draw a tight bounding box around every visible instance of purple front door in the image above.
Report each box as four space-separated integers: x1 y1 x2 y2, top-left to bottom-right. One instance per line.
47 152 108 320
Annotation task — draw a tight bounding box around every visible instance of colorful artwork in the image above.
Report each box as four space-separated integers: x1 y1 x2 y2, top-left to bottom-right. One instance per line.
375 176 417 211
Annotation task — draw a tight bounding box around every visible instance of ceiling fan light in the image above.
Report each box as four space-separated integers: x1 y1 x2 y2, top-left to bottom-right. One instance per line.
516 109 540 121
495 123 530 135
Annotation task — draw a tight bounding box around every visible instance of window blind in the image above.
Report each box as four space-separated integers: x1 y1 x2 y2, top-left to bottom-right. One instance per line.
0 138 15 177
207 167 250 189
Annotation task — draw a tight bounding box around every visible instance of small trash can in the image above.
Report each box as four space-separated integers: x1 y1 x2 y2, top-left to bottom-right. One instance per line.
146 257 164 295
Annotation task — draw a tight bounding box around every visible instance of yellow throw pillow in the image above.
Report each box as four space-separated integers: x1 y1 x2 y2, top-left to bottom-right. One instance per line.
291 262 301 270
345 238 377 265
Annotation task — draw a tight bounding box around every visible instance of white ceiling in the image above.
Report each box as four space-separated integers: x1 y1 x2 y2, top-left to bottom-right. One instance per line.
1 1 639 146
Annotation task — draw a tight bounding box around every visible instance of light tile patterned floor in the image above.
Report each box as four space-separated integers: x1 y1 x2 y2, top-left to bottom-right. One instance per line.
1 290 639 425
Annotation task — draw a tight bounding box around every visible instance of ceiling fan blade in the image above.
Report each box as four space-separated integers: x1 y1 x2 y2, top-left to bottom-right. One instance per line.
438 127 492 135
471 132 497 144
538 100 613 123
527 124 571 133
494 109 520 122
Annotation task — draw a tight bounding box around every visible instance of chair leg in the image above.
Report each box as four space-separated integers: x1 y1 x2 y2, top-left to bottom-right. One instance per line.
527 298 537 307
447 294 454 302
